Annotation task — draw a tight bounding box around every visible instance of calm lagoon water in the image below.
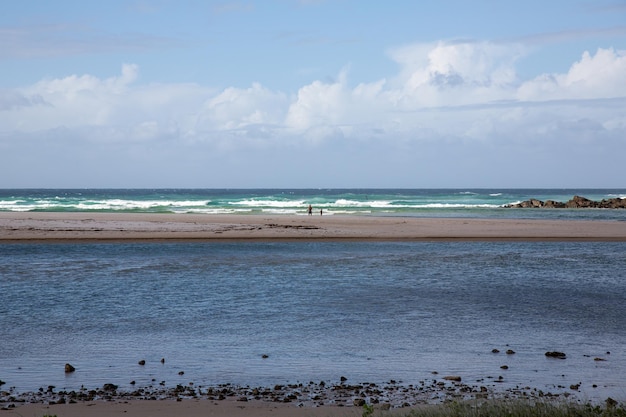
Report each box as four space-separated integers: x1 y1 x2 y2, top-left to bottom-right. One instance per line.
1 240 625 402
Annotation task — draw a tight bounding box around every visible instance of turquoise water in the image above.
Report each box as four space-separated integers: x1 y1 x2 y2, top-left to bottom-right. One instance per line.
1 241 625 402
1 188 626 220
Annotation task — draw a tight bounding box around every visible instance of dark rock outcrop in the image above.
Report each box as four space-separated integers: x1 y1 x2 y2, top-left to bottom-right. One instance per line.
505 196 626 209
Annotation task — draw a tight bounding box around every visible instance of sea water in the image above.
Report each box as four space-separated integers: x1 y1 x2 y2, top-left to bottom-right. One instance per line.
1 240 625 402
1 188 626 220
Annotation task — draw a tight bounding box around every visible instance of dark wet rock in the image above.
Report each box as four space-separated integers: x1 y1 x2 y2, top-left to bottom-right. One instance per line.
443 376 462 382
506 349 516 355
161 358 165 364
138 360 146 365
491 349 500 353
64 363 75 373
594 357 607 361
500 365 509 369
103 383 118 392
505 195 626 209
545 351 567 359
353 398 366 406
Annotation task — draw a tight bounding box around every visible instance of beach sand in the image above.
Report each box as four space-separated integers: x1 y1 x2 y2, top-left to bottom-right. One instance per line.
1 212 626 241
2 398 402 417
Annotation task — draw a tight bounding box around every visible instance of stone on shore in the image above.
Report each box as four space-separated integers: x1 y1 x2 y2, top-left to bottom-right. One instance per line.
103 383 118 392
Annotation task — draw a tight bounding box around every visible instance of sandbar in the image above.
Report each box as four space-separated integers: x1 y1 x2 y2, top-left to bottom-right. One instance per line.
1 212 626 241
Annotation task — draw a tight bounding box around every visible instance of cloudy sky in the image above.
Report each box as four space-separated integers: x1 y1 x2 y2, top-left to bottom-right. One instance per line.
1 0 625 188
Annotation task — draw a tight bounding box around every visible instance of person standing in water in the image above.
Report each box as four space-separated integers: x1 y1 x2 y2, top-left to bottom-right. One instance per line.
308 204 313 215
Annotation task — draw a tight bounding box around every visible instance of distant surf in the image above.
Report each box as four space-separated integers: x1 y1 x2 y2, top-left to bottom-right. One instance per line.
1 189 625 220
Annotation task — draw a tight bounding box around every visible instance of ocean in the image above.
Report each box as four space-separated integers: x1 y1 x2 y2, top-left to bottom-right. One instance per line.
1 188 626 219
1 189 625 404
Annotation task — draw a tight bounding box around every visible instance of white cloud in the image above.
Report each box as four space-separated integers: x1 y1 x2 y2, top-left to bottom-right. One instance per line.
385 41 524 108
31 63 137 97
3 64 214 142
518 47 626 100
2 43 625 143
392 41 522 89
198 83 288 131
1 41 625 187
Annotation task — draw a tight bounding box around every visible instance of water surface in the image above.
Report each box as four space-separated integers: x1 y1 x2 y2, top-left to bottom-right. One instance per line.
1 241 624 402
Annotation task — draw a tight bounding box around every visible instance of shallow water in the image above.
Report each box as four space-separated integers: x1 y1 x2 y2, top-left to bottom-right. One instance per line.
1 241 625 402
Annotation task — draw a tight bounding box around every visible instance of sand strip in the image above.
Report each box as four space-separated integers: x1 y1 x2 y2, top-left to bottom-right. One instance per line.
2 399 395 417
1 212 625 242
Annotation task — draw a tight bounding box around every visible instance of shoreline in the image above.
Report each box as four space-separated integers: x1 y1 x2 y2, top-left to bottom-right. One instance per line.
0 376 610 417
2 212 626 242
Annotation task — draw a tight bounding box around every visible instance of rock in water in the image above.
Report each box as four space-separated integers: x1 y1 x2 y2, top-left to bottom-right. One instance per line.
65 363 76 373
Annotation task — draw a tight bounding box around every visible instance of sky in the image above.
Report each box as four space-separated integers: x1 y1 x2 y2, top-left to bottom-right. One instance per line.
1 0 626 188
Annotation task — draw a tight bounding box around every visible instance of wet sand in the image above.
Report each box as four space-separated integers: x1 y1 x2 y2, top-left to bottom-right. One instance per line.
2 398 389 417
1 212 626 241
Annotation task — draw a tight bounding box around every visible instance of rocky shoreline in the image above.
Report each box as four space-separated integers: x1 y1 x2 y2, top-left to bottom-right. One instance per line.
505 195 626 209
0 373 604 411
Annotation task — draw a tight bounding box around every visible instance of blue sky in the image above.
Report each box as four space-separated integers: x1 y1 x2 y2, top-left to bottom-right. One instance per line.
1 0 626 188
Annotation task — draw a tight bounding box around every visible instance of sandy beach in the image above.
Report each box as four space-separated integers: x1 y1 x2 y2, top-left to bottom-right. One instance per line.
1 212 626 241
2 398 403 417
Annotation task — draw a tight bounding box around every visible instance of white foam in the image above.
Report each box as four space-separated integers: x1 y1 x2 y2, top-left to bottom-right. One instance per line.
230 199 307 208
73 199 212 211
331 199 394 208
